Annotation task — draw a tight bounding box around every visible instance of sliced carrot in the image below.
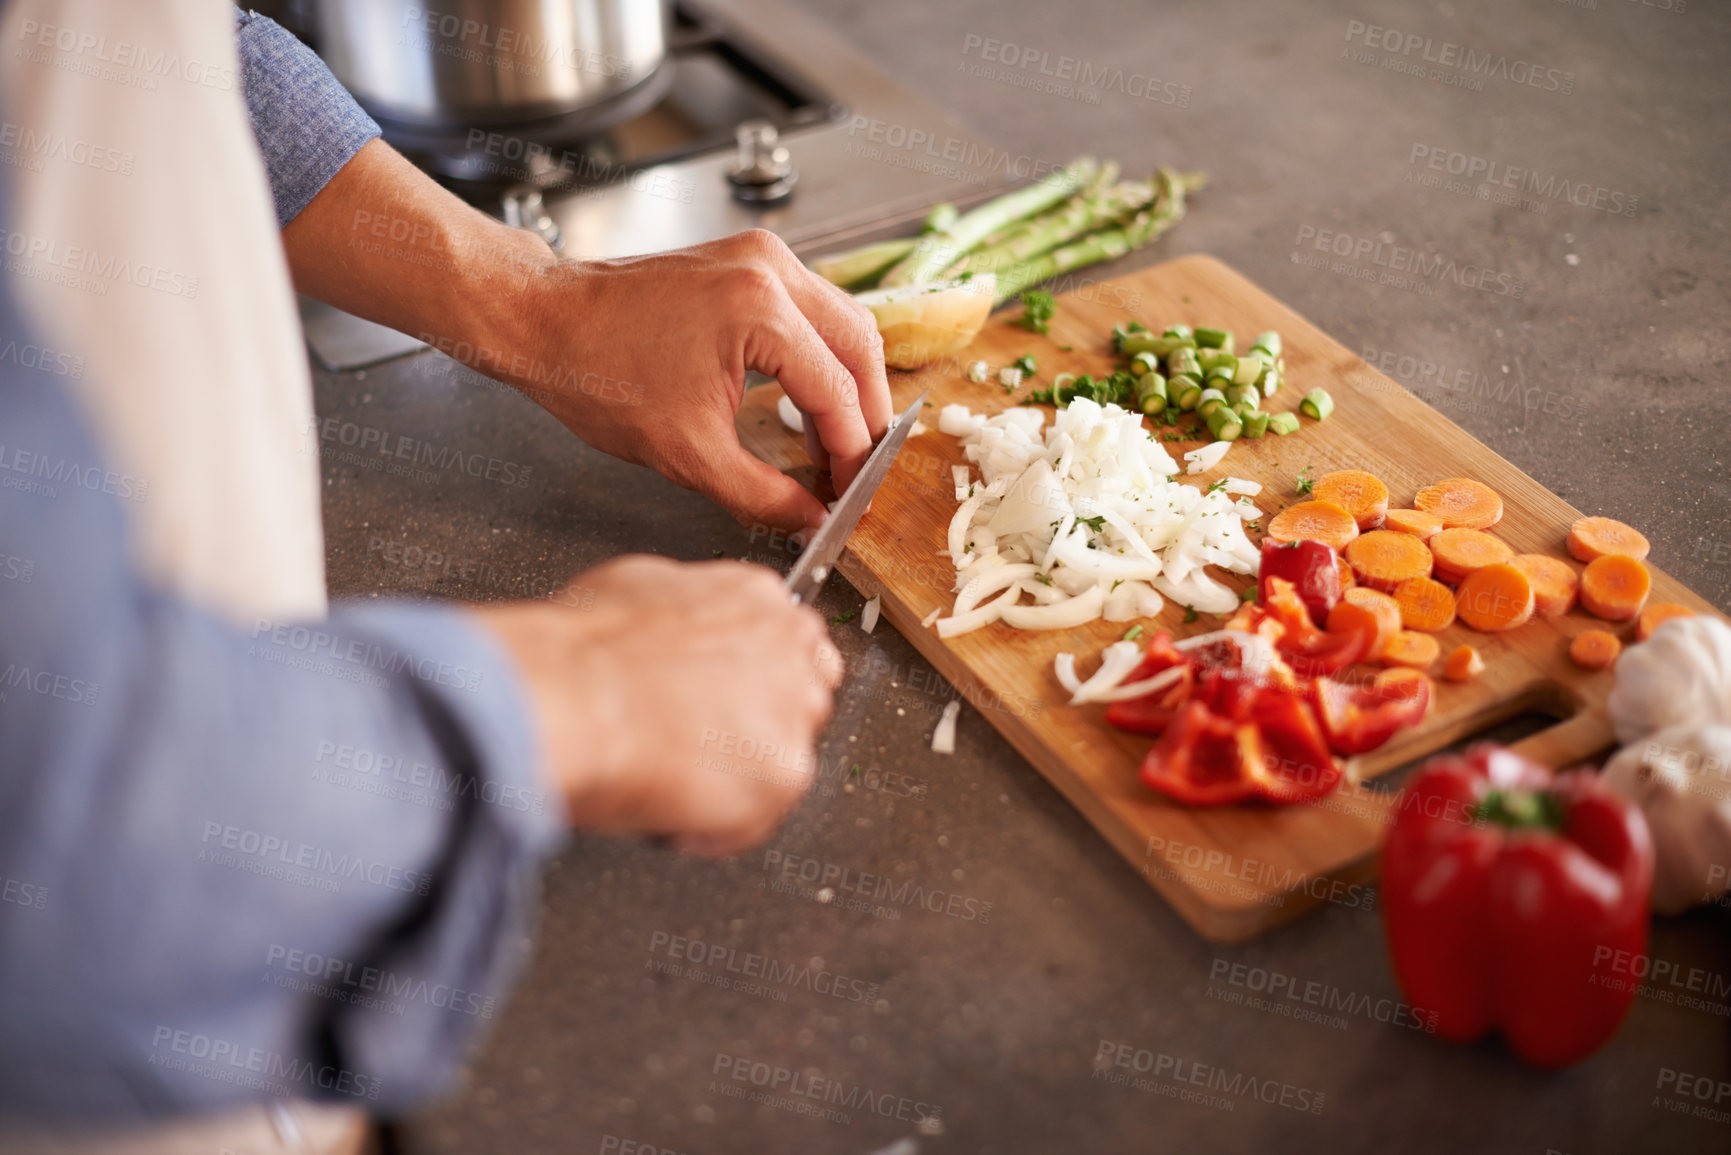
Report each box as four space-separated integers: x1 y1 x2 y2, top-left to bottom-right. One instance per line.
1429 528 1515 585
1383 631 1441 669
1345 530 1434 590
1569 629 1622 671
1567 516 1650 563
1266 500 1360 550
1443 645 1484 682
1393 576 1456 632
1636 602 1696 641
1384 508 1445 540
1338 587 1402 660
1509 554 1579 618
1336 554 1356 591
1313 470 1390 530
1414 478 1503 530
1325 601 1385 663
1579 554 1650 622
1455 562 1535 632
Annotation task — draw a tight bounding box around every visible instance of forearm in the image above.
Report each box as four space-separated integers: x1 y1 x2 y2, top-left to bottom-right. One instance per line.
0 348 564 1121
281 139 558 371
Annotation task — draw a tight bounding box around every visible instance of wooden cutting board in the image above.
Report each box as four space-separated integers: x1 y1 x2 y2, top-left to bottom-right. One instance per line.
735 254 1721 942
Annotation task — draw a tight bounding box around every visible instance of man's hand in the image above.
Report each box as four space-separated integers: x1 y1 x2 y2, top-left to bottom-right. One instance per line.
281 140 891 535
508 230 892 534
468 556 838 856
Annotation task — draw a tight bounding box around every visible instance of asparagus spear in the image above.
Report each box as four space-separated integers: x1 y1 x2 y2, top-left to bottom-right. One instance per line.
954 176 1156 279
989 168 1198 304
810 237 919 290
960 161 1121 263
878 157 1100 287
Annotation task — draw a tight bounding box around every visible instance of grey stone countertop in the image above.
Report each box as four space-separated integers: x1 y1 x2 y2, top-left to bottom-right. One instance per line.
309 1 1731 1151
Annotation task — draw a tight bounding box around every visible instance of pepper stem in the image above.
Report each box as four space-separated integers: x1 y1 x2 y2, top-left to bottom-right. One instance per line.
1473 789 1565 832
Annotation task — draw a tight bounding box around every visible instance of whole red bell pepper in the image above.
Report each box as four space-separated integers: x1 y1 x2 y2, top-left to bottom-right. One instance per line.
1381 745 1654 1068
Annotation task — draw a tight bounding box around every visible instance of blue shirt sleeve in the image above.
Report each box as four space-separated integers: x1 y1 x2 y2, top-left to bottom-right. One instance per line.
0 290 566 1120
234 9 381 226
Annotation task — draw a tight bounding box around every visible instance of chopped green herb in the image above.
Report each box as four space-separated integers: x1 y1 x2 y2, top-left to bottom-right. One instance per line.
1013 354 1037 375
1016 289 1056 334
1295 467 1315 496
850 764 862 778
1122 624 1144 641
1183 605 1199 623
831 609 855 624
1240 586 1258 602
711 548 724 557
1078 515 1108 533
1206 479 1228 496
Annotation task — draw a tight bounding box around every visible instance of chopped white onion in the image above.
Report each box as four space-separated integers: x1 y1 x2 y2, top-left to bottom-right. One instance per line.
1183 440 1232 474
1223 477 1262 496
1090 665 1187 703
966 360 989 384
952 465 970 500
777 394 803 433
920 607 941 628
1054 652 1082 695
933 400 1257 637
1063 640 1143 703
860 595 881 633
932 699 962 754
999 366 1023 388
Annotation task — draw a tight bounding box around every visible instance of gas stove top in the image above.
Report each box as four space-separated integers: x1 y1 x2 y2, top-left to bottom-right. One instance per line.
299 0 1009 368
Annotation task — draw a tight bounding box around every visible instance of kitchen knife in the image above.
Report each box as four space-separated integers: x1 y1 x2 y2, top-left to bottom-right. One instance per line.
784 390 929 606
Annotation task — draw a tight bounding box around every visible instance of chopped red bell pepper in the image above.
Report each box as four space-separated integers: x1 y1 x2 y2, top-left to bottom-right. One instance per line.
1103 634 1193 735
1259 538 1341 625
1312 673 1430 755
1263 577 1365 676
1381 745 1655 1068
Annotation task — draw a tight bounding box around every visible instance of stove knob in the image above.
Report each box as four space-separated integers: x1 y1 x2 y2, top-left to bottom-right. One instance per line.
501 185 563 253
728 120 797 206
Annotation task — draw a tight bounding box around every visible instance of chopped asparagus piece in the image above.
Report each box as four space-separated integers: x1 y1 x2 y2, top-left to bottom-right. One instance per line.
1301 388 1335 420
1164 324 1194 340
1258 363 1280 396
1268 411 1301 435
1250 330 1282 359
1134 372 1168 415
1197 388 1228 417
1174 381 1204 411
810 237 919 289
1225 382 1261 410
1194 327 1234 352
1232 353 1266 386
1205 407 1243 440
1241 410 1271 438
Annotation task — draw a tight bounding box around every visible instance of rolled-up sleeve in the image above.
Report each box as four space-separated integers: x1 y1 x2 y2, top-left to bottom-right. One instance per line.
235 9 381 226
0 292 567 1120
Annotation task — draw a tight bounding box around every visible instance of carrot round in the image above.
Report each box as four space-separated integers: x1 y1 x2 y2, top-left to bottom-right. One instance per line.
1455 562 1535 632
1636 602 1696 642
1266 500 1360 550
1568 629 1622 671
1567 516 1650 563
1429 528 1515 585
1336 554 1356 591
1443 645 1484 682
1384 508 1445 540
1313 470 1390 530
1509 554 1579 618
1383 631 1441 669
1579 554 1651 622
1345 530 1434 590
1338 587 1402 659
1414 478 1503 530
1393 576 1457 632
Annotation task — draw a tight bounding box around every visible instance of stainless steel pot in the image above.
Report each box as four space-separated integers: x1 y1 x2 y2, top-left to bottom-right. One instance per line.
315 0 670 153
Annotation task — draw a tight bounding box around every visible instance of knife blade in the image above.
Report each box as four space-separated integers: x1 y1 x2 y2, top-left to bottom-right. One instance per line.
784 390 929 605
